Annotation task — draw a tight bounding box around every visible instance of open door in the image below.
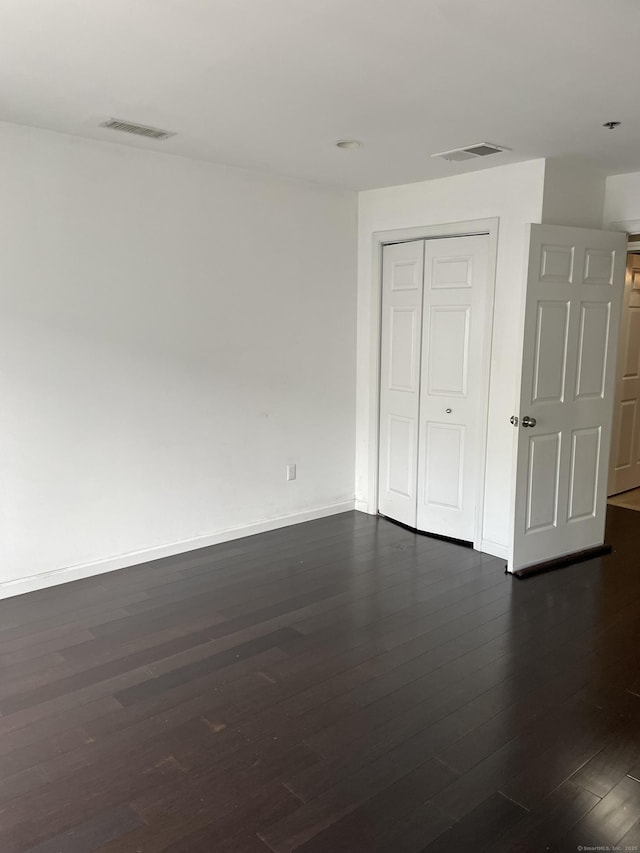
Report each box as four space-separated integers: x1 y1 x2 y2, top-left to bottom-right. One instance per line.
510 224 627 574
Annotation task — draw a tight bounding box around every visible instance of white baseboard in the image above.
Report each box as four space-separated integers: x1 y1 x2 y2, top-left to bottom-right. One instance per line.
0 500 356 600
354 499 375 514
480 539 510 561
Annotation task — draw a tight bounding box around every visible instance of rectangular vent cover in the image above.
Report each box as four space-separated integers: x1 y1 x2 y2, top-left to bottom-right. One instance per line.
100 119 176 141
431 142 509 162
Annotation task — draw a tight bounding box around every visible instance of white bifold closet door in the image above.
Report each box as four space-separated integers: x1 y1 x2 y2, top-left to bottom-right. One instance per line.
378 240 425 528
379 235 490 542
416 236 489 540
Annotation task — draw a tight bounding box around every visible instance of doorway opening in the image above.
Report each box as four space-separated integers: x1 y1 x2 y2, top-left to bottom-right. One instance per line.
608 244 640 512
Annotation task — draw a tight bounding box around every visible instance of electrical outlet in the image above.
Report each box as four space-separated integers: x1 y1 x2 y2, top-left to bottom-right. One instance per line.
286 464 297 481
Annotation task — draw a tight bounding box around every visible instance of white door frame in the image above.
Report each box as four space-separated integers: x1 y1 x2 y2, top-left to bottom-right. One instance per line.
366 217 500 550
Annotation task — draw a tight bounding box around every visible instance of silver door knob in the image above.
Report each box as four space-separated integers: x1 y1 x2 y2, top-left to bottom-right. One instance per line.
521 416 537 428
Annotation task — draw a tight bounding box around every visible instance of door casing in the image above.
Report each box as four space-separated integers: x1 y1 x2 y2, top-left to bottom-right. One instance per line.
367 218 499 551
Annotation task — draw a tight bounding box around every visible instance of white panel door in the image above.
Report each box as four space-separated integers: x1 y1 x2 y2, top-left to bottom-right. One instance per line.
417 235 489 541
511 224 626 572
609 253 640 495
378 241 425 527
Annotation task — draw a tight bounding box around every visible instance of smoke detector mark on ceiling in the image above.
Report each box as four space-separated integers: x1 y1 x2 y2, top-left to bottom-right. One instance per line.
431 142 510 162
99 119 176 141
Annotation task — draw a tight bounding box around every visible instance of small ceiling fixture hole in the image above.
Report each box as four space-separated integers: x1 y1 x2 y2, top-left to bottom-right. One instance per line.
335 139 362 150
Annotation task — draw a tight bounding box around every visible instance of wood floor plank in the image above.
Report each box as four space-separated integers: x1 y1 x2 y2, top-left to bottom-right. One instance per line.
19 804 144 853
560 775 640 849
488 780 601 853
419 792 528 853
95 784 300 853
292 760 456 853
113 627 301 706
0 508 639 852
618 817 640 850
371 801 454 853
259 751 448 853
0 744 186 851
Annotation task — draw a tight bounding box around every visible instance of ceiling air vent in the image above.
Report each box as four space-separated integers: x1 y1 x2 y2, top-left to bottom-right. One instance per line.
431 142 509 162
99 118 176 141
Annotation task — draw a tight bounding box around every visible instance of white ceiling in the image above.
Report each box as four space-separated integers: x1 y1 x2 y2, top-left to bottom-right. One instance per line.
1 0 639 190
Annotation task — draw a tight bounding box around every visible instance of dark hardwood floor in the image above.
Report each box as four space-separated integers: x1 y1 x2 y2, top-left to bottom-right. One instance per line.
1 507 639 852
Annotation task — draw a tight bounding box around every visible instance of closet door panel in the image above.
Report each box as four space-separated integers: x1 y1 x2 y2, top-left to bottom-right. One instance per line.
378 241 424 527
417 236 490 541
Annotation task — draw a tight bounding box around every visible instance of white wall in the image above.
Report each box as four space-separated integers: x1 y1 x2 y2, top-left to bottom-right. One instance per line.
541 157 606 229
356 159 546 557
603 171 640 228
0 122 357 595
